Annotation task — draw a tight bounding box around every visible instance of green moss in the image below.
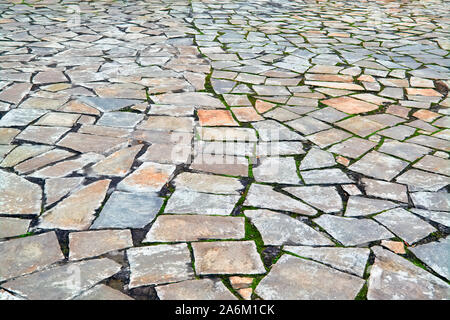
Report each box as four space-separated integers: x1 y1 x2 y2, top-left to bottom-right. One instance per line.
355 282 368 300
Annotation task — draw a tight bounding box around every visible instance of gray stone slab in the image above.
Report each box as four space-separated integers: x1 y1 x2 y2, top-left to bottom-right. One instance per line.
156 279 237 300
284 186 342 213
410 237 450 280
345 196 400 217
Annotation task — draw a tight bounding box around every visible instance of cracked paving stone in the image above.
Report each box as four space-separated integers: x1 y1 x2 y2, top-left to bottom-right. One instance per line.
283 186 342 213
374 208 436 244
245 209 332 246
69 229 133 261
411 192 450 212
74 284 133 300
156 279 237 300
253 157 301 185
0 217 31 239
348 151 408 181
396 169 449 192
0 170 42 215
44 177 84 207
192 241 265 275
300 168 352 185
284 246 370 277
244 183 317 216
91 192 163 229
255 255 365 300
164 190 240 215
144 215 245 243
299 147 336 170
57 133 128 154
367 246 450 300
314 214 394 246
117 162 175 193
344 196 400 217
89 145 143 177
2 258 122 300
0 232 64 281
362 178 409 203
38 180 110 231
173 172 243 194
127 244 194 288
410 237 450 280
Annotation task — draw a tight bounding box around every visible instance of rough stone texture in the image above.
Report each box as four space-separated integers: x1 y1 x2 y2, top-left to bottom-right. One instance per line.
0 232 64 282
0 170 42 215
284 186 342 213
245 209 333 246
255 255 365 300
69 229 133 261
74 284 133 300
345 196 400 217
127 244 194 288
367 246 450 300
284 246 370 277
314 214 394 246
117 162 175 193
2 258 122 300
0 217 31 239
156 279 237 300
145 215 245 242
192 241 266 275
172 172 243 194
410 237 450 280
90 145 142 177
348 151 408 181
38 180 110 230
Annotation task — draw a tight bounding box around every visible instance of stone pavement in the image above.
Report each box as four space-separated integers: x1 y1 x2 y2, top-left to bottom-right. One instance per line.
0 0 449 300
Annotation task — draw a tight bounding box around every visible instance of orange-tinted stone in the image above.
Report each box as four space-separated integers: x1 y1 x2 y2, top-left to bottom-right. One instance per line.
322 96 379 114
198 109 238 126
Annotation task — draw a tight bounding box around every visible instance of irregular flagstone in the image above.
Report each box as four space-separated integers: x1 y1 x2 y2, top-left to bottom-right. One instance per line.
410 208 450 227
96 112 144 128
2 258 122 300
307 128 352 148
378 140 431 162
410 237 450 280
283 186 342 213
79 96 141 112
192 241 265 275
285 116 331 135
89 145 142 177
35 112 80 127
0 128 20 144
44 177 84 207
156 279 237 300
138 116 194 133
190 153 249 176
284 246 370 277
0 289 22 300
0 217 31 239
38 180 110 230
252 119 305 141
244 183 317 216
314 214 394 246
299 147 336 170
164 190 240 215
345 196 400 217
117 162 175 193
374 208 437 244
300 168 353 184
362 178 409 203
69 229 133 261
253 157 301 184
57 133 128 154
413 155 450 176
322 96 379 114
0 232 64 281
396 169 450 192
328 137 376 159
14 126 70 145
245 209 332 246
348 151 408 181
0 170 42 215
29 153 104 179
0 83 32 105
336 116 387 137
127 244 194 288
255 255 365 300
74 284 133 300
172 172 243 195
367 246 450 300
196 127 257 142
145 215 245 242
411 192 450 212
151 92 224 108
14 149 75 175
0 108 48 127
91 192 163 229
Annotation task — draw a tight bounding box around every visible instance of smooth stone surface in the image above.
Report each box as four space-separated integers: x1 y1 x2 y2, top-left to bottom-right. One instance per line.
156 279 237 300
74 284 133 300
348 151 408 181
91 192 164 229
253 157 301 184
0 217 31 239
90 145 142 177
345 196 400 217
117 162 175 193
172 172 243 195
362 178 409 203
300 168 353 184
410 237 450 280
284 186 342 213
299 147 336 170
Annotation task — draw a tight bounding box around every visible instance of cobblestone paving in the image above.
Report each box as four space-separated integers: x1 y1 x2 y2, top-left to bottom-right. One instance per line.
0 0 449 300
